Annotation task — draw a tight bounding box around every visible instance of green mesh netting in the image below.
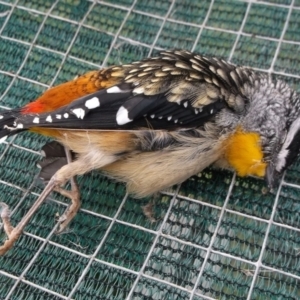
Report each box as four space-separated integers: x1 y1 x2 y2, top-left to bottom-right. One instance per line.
0 0 300 299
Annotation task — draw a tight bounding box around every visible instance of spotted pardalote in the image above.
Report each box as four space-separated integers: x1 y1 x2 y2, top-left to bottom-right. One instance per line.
0 49 299 254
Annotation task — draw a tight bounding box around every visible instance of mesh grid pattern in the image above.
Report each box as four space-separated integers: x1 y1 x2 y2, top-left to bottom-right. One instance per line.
0 0 300 299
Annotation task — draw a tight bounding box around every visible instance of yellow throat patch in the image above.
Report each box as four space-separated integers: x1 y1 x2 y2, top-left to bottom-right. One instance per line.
225 128 267 177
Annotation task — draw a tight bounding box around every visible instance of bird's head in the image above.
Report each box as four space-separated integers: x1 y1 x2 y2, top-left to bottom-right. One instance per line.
220 77 300 189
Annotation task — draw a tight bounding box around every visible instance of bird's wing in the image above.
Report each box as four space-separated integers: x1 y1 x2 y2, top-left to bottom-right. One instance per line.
4 50 256 132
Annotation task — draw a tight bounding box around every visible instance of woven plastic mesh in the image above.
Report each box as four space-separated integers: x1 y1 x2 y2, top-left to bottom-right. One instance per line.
0 0 299 299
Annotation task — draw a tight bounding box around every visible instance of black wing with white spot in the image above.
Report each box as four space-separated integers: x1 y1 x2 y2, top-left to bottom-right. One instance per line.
13 85 227 130
11 50 259 131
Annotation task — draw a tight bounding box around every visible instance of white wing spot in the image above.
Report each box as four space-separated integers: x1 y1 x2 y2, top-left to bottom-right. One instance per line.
0 135 7 143
168 116 172 121
210 109 214 114
64 113 69 118
72 108 85 119
46 115 52 123
194 109 199 114
116 106 132 125
0 115 3 120
183 101 188 108
85 97 100 109
56 114 62 119
107 86 122 93
158 116 163 119
174 119 178 123
150 114 155 119
33 117 39 124
17 123 23 129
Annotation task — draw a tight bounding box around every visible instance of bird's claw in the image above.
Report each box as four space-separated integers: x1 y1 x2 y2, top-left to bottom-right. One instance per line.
0 202 19 255
54 179 80 234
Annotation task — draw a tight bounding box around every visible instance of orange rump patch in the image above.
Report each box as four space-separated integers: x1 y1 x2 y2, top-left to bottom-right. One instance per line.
22 69 122 114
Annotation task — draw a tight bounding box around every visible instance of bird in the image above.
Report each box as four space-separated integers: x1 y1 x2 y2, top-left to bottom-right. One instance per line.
0 49 300 255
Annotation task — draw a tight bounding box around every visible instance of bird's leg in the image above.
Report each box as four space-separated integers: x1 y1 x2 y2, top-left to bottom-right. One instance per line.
54 180 80 233
53 147 80 234
141 201 156 223
0 148 117 255
141 193 161 223
0 172 72 255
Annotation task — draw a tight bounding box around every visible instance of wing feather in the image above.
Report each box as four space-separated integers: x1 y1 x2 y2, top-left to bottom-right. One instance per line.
4 50 258 134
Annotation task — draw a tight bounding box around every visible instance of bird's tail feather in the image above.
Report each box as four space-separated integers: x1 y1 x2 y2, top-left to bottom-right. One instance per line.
0 109 24 142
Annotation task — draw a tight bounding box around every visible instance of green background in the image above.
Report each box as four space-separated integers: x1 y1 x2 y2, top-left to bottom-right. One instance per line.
0 0 299 299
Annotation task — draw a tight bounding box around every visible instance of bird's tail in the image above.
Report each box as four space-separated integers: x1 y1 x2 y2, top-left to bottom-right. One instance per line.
0 109 24 142
38 141 74 182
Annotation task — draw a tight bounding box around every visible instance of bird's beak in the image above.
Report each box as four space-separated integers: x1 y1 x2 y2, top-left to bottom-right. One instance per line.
265 164 280 190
